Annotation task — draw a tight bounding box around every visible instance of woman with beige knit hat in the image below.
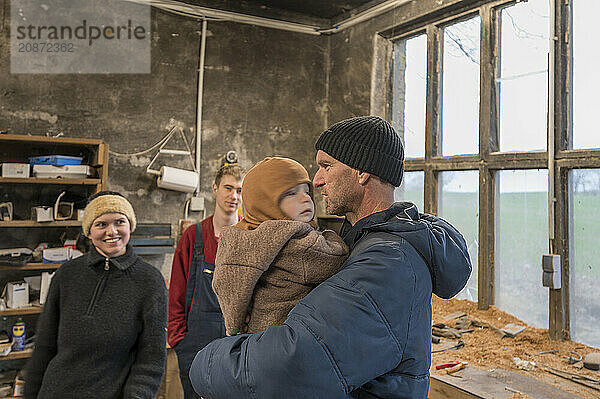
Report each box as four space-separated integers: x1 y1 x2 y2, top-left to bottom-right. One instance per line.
212 157 349 336
25 191 168 399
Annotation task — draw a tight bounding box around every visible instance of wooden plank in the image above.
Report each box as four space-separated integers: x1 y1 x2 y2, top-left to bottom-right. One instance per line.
0 263 61 271
0 307 42 316
429 376 483 399
548 0 570 341
549 166 569 340
0 349 33 360
0 134 103 146
0 220 81 228
478 164 494 310
479 3 495 159
404 159 426 171
424 24 440 215
98 143 109 191
431 367 582 399
556 157 600 169
0 177 100 185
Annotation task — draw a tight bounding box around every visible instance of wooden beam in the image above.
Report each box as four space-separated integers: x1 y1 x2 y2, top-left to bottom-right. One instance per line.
478 164 494 309
424 24 441 215
549 166 569 340
547 0 572 341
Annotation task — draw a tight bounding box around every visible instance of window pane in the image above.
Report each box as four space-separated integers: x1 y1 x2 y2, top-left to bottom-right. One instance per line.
569 169 600 348
441 16 480 156
495 169 548 328
395 171 424 212
498 1 549 152
393 34 427 158
438 171 479 301
573 2 600 149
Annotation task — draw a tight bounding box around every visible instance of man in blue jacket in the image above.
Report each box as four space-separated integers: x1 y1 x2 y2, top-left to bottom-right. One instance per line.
189 115 472 398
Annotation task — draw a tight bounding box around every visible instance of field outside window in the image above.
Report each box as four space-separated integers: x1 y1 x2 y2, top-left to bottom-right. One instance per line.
395 171 424 212
569 169 600 348
438 171 479 301
495 169 548 328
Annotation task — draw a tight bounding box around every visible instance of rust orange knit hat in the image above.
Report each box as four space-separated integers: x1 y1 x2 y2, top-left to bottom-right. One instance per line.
236 157 313 230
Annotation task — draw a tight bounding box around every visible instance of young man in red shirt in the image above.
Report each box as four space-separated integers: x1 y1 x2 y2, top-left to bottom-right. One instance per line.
167 164 244 398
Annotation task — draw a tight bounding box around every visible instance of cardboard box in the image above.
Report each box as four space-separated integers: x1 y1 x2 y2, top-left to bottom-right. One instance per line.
4 281 29 309
1 163 30 178
32 165 91 179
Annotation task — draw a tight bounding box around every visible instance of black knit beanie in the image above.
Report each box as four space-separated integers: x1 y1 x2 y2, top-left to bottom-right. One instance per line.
315 116 404 187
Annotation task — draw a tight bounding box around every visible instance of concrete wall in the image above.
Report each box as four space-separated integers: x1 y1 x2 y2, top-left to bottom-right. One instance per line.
0 4 329 276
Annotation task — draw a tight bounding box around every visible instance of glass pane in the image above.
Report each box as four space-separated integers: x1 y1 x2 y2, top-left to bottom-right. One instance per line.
393 34 427 158
438 171 479 301
441 16 480 156
569 169 600 348
498 1 549 152
395 171 424 212
495 169 548 328
573 2 600 149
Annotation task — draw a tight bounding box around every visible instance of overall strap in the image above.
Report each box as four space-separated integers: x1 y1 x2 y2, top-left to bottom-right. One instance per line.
184 223 204 319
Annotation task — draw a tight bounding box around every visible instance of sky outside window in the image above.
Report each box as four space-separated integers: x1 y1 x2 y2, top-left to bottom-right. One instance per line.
498 0 549 152
441 16 480 156
393 34 426 158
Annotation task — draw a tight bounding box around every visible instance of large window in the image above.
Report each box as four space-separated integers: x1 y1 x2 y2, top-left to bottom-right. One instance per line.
441 16 480 156
389 0 600 341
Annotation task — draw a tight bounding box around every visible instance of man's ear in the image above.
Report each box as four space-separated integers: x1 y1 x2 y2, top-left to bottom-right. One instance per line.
357 171 371 185
212 183 218 194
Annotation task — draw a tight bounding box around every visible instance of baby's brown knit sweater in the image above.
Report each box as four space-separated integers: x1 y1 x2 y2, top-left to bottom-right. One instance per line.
213 220 348 335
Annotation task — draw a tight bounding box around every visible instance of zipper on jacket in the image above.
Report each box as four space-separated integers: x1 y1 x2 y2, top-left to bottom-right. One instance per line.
86 258 110 316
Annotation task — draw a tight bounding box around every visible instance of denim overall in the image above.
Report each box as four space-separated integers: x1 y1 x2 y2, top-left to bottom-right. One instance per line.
174 223 226 398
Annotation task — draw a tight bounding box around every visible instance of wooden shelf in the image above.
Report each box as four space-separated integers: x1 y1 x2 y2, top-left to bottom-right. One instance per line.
0 263 61 271
0 307 42 316
0 349 33 360
0 134 103 146
0 220 81 227
0 177 100 185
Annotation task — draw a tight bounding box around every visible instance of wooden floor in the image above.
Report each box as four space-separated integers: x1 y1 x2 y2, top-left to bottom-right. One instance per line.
429 366 582 399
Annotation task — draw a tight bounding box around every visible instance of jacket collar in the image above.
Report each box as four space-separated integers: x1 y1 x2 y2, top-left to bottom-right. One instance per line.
86 244 137 271
340 202 417 249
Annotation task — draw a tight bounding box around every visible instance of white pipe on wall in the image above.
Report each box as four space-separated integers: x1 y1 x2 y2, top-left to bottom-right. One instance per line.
547 0 556 250
195 18 207 196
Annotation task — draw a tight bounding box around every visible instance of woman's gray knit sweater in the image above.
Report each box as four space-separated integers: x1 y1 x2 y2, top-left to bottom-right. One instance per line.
25 245 167 399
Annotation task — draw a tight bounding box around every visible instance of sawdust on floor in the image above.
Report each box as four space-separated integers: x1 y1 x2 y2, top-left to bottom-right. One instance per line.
431 296 600 399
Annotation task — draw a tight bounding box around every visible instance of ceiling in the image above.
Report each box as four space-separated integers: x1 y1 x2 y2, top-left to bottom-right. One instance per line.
180 0 392 25
241 0 383 20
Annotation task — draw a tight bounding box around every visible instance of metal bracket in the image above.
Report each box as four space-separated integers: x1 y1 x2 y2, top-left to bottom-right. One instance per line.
146 126 197 176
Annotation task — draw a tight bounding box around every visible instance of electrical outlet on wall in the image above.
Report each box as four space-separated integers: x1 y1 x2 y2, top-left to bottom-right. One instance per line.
190 196 204 212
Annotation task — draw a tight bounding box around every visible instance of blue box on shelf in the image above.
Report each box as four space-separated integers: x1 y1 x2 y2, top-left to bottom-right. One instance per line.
29 155 83 166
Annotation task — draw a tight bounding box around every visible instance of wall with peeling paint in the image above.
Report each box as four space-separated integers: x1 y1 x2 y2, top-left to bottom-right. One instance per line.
0 5 328 277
